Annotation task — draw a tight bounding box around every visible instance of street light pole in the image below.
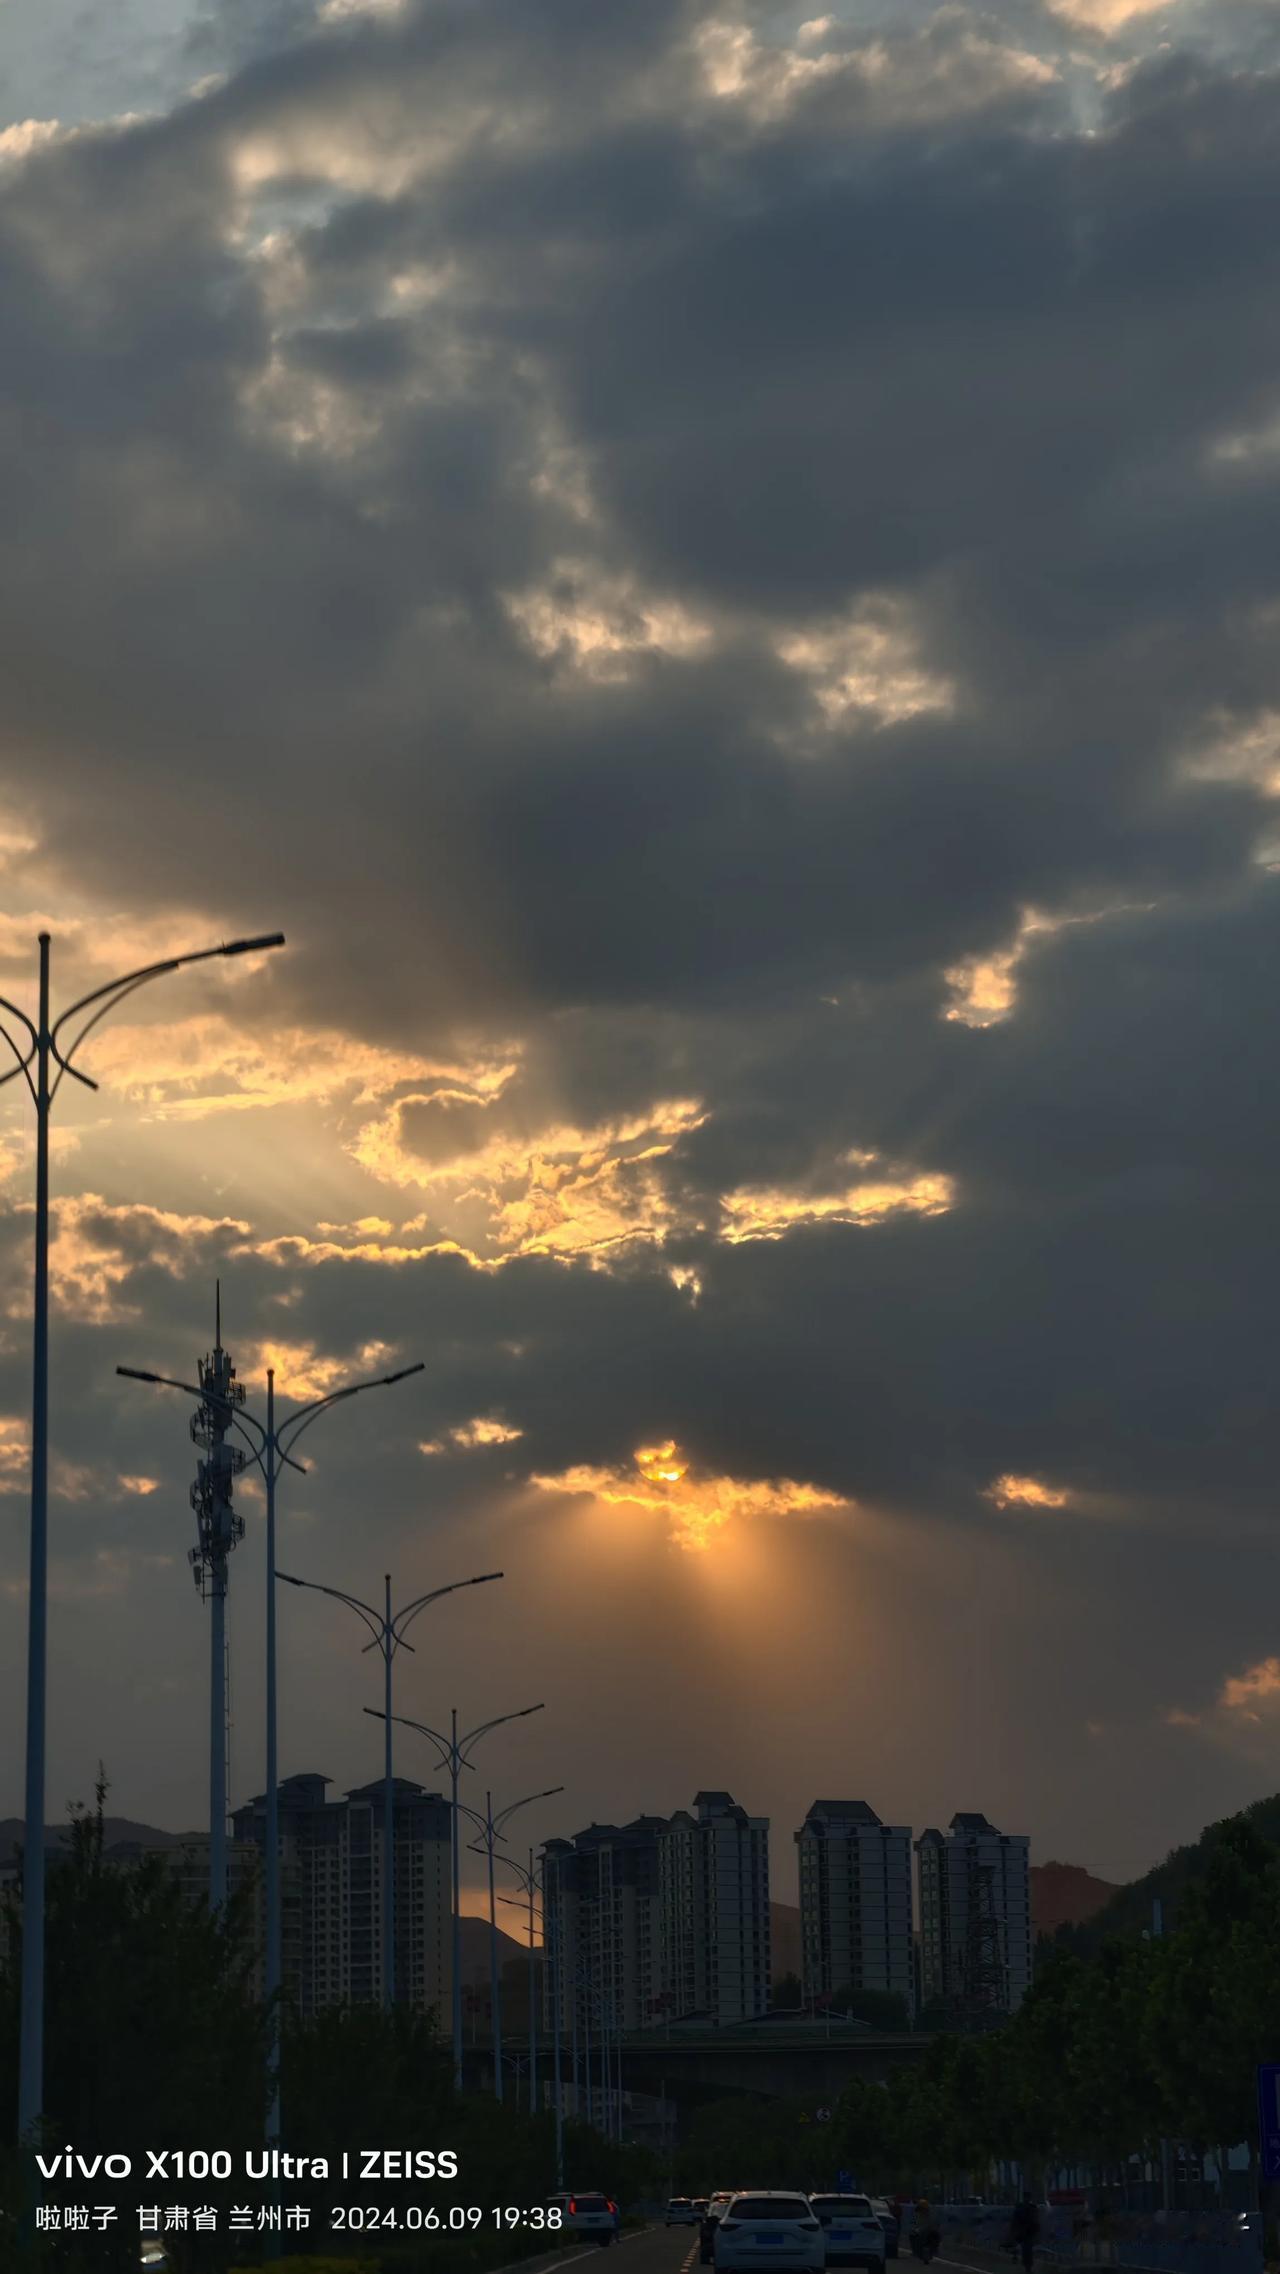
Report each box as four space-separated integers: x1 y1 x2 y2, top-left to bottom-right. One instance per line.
117 1353 425 2140
466 1785 564 2105
282 1569 503 2008
495 1849 544 2116
0 924 284 2226
369 1704 547 2093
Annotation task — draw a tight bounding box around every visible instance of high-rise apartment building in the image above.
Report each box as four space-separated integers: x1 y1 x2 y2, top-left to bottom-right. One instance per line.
543 1790 771 2034
795 1799 913 2014
232 1771 452 2017
659 1790 770 2025
915 1811 1032 2017
543 1815 666 2042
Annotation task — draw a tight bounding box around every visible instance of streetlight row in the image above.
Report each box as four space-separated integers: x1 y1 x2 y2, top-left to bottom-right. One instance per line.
4 925 573 2253
3 927 286 2234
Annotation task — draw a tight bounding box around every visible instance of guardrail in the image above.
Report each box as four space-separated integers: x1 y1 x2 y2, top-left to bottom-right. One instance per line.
933 2211 1262 2274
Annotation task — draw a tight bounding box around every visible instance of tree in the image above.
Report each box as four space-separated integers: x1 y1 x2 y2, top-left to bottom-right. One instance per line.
0 1775 267 2267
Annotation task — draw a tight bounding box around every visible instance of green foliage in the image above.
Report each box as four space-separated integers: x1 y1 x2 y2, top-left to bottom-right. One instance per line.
1053 1793 1280 1957
710 1805 1280 2197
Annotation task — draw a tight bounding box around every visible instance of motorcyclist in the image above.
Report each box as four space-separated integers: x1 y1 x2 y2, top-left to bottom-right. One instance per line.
911 2201 939 2263
1010 2197 1040 2273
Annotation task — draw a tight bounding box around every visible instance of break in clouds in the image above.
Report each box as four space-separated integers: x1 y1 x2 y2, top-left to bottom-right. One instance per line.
3 0 1280 1883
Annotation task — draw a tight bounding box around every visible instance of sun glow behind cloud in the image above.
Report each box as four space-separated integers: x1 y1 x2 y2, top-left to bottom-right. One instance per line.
720 1160 953 1242
530 1438 850 1551
985 1473 1070 1510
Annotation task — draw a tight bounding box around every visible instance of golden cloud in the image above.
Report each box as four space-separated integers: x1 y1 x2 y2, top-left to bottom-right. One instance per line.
985 1473 1070 1510
351 1092 707 1261
1219 1657 1280 1721
451 1417 524 1448
696 16 1054 126
721 1161 952 1242
776 595 955 731
530 1437 850 1552
85 1016 507 1120
1043 0 1167 30
505 562 714 681
245 1337 403 1401
3 1195 250 1327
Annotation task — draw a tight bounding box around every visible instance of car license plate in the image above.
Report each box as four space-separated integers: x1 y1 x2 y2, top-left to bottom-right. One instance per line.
754 2234 784 2244
833 2231 853 2243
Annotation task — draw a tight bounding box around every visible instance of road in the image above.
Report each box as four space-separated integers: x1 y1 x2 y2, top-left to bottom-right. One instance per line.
499 2224 697 2274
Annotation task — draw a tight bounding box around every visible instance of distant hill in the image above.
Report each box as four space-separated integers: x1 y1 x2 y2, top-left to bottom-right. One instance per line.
458 1914 528 1982
1051 1793 1280 1956
0 1816 529 1978
0 1817 196 1864
1030 1860 1120 1937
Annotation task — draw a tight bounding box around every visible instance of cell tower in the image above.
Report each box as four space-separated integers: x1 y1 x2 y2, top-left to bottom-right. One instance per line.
189 1284 246 1908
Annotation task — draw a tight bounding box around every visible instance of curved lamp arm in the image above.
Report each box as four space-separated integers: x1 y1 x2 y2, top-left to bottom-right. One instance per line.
0 993 37 1100
275 1361 424 1462
50 934 285 1099
389 1570 503 1651
495 1786 564 1836
365 1706 451 1767
276 1569 386 1651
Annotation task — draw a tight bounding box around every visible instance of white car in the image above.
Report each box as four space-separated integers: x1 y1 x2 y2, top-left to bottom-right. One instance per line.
550 2193 620 2244
669 2199 701 2226
714 2192 825 2274
808 2196 888 2269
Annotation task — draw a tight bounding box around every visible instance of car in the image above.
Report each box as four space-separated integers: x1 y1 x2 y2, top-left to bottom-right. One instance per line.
669 2199 701 2227
702 2192 737 2262
870 2200 900 2260
808 2195 888 2270
552 2192 621 2245
695 2201 712 2218
713 2191 825 2274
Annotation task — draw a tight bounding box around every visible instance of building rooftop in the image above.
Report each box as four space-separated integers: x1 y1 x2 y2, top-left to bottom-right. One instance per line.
801 1799 884 1825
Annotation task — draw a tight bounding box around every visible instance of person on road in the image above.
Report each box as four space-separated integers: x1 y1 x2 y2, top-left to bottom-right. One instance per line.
1011 2197 1041 2273
910 2201 938 2264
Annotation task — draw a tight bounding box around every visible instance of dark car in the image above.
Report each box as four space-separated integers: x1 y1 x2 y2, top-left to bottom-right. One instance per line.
702 2193 736 2263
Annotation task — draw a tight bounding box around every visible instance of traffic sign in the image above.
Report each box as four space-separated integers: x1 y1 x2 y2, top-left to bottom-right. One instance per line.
1257 2063 1280 2181
837 2171 855 2193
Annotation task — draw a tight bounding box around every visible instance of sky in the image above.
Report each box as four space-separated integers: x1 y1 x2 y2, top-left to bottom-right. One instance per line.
2 0 1280 1907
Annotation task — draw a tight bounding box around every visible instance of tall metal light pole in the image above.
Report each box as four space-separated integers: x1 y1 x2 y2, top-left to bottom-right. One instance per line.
116 1347 423 2144
370 1704 546 2092
543 1844 565 2185
0 925 283 2218
466 1785 564 2105
496 1849 542 2115
280 1568 502 2008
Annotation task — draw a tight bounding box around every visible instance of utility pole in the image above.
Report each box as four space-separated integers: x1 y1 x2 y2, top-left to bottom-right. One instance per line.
119 1345 424 2168
189 1288 246 1908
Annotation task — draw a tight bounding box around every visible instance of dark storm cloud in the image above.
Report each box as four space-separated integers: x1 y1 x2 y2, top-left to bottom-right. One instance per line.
5 0 1280 1863
0 3 1273 1043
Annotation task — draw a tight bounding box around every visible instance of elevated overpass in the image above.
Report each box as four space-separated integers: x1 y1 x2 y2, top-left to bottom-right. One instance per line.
462 2027 932 2104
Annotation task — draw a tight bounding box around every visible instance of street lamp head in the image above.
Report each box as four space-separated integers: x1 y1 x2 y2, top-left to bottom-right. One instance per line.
275 1570 304 1587
116 1366 161 1384
220 933 286 957
382 1362 425 1385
